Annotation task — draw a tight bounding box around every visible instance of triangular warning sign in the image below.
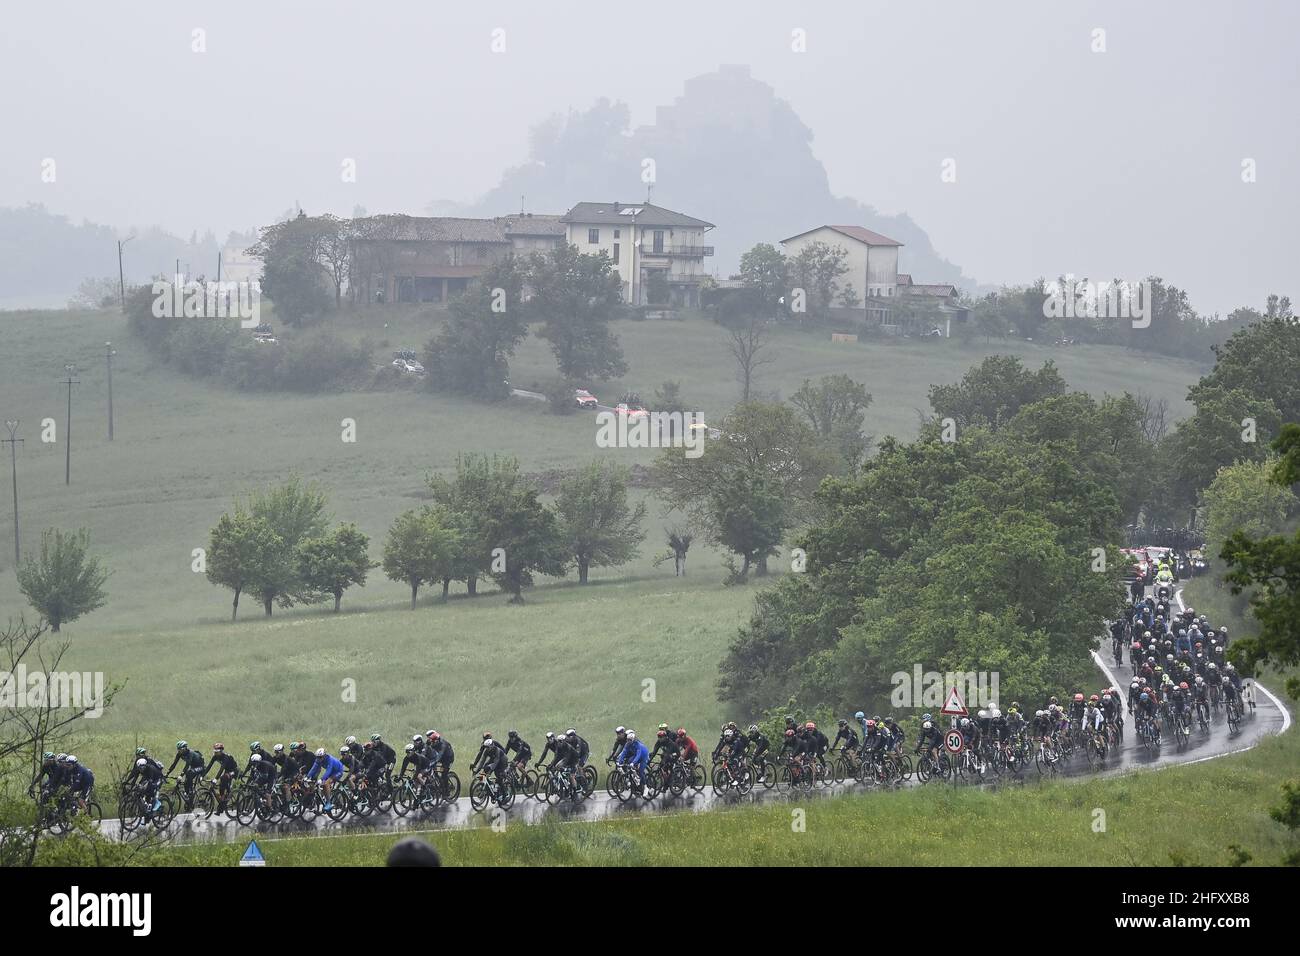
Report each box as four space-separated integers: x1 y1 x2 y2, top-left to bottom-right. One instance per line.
239 840 266 867
940 686 968 716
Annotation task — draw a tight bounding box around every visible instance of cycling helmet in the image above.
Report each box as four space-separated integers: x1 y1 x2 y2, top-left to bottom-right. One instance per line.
508 730 518 738
1073 693 1085 702
1208 663 1217 671
412 734 422 743
1089 694 1099 702
960 717 971 728
42 751 55 760
136 757 147 767
921 720 931 730
1179 682 1188 690
921 713 933 722
615 726 626 735
837 718 848 727
1219 626 1228 636
213 743 225 751
723 729 734 738
1195 676 1204 685
370 733 383 742
566 728 577 737
545 731 555 740
1132 641 1142 649
977 709 988 720
250 741 261 752
854 711 865 720
175 740 188 750
866 719 876 729
425 729 437 738
345 735 357 745
251 753 262 762
784 729 795 737
1139 693 1150 702
483 738 494 748
1049 696 1058 705
658 723 669 732
657 730 667 738
1034 710 1045 718
1225 663 1235 672
429 732 441 741
404 743 414 752
66 755 78 764
748 725 759 734
627 731 637 741
315 747 326 757
340 746 349 754
273 743 284 753
676 728 686 737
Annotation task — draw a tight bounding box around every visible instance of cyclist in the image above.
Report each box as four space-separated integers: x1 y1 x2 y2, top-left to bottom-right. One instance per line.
338 745 362 782
609 726 631 763
30 752 66 805
472 735 511 806
831 718 860 758
804 721 829 770
205 743 239 808
427 732 455 795
370 734 397 779
618 730 650 790
243 741 273 777
675 728 699 770
565 728 590 771
747 724 770 768
1136 691 1159 742
246 752 277 812
308 747 343 810
399 742 431 780
914 716 943 763
1082 695 1105 743
505 730 532 773
166 741 208 810
546 731 582 798
535 731 559 769
651 728 682 784
64 755 95 813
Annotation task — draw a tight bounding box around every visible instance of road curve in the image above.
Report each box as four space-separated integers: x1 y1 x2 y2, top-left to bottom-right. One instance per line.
98 586 1290 847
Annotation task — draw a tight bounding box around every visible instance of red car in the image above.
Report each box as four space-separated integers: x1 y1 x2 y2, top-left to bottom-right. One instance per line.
615 402 648 419
574 389 598 409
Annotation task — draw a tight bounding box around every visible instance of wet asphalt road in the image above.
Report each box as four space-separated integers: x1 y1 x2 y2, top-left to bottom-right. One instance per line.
98 586 1290 846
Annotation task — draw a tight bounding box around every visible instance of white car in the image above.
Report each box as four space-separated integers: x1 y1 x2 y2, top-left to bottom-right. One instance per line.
392 358 425 375
252 331 277 345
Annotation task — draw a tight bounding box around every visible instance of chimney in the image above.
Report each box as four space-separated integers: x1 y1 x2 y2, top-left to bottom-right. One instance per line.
613 202 620 213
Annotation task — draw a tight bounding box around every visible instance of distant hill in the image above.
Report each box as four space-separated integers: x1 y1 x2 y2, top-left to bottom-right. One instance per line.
0 204 221 310
436 65 974 290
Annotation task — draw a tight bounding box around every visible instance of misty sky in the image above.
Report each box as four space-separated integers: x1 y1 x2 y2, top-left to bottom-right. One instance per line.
1 0 1295 316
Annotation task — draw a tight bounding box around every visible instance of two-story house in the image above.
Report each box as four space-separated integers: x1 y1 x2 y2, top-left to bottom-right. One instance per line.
780 224 902 324
561 202 715 308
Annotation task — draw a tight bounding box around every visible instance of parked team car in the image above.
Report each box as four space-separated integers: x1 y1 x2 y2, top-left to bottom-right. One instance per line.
574 388 598 409
252 323 277 344
615 402 648 419
392 349 425 375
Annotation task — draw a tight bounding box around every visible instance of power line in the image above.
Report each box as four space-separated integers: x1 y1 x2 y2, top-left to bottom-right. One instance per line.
62 365 79 485
1 420 22 566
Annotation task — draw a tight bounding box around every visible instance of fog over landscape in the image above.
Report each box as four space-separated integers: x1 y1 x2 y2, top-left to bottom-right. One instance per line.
1 0 1296 313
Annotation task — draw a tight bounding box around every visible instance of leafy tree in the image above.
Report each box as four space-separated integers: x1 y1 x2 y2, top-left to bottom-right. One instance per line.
1201 460 1296 563
555 461 647 583
247 212 334 325
245 477 330 614
298 523 373 612
205 508 287 621
737 242 788 317
1195 317 1300 422
928 355 1067 431
381 507 462 608
712 470 786 581
478 475 568 603
654 401 834 543
645 269 670 306
426 454 512 595
1221 424 1300 698
664 525 693 576
528 244 627 381
16 529 109 632
789 374 873 473
423 257 528 401
787 241 848 317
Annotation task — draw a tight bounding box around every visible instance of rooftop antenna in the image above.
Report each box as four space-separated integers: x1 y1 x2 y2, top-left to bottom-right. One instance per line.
520 194 525 215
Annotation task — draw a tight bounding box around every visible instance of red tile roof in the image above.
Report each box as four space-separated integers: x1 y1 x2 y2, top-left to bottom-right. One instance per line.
781 224 903 247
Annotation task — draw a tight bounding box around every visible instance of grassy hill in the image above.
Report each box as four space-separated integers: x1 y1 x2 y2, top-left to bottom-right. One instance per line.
0 305 1210 771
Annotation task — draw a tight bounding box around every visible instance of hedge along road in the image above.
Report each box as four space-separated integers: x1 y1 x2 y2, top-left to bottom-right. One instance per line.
96 587 1290 846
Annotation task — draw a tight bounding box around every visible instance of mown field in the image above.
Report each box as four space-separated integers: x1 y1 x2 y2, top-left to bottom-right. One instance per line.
0 305 1211 776
142 717 1298 867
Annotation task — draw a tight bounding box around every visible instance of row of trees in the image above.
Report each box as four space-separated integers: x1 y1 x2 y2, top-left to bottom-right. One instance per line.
714 354 1162 714
205 459 648 613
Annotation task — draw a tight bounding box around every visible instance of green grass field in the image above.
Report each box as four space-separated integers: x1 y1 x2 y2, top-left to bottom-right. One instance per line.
142 718 1298 868
0 305 1211 779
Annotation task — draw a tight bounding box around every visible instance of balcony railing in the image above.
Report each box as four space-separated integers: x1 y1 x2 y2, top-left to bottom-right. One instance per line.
642 245 714 257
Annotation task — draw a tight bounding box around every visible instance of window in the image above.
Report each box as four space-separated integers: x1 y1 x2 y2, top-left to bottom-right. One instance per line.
588 228 600 244
614 229 620 239
613 243 620 264
653 230 664 253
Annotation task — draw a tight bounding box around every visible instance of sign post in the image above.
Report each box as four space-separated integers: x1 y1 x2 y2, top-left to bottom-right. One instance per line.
941 687 968 784
239 841 266 867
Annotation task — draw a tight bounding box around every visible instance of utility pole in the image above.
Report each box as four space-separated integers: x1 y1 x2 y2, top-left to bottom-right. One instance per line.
105 342 117 440
62 365 79 485
117 235 134 311
2 421 21 566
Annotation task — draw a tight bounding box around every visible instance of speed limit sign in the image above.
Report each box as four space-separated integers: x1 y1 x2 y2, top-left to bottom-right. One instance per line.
944 729 964 754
